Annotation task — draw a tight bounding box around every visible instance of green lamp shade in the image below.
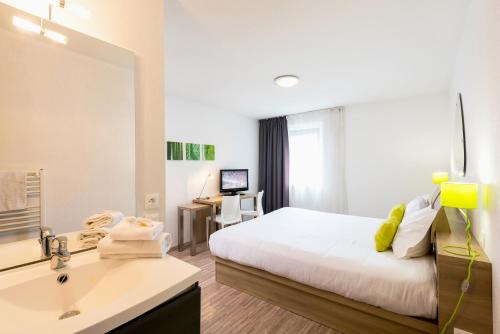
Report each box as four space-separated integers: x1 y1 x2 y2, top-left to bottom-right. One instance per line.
441 182 478 209
432 172 449 184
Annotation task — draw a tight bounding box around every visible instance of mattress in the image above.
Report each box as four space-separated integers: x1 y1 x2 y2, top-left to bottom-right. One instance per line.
209 207 437 319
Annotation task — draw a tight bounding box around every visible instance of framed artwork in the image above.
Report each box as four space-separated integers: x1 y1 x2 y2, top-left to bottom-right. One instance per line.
186 143 201 160
203 144 215 160
166 141 183 160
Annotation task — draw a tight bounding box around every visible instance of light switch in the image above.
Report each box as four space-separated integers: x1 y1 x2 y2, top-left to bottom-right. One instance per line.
145 193 160 210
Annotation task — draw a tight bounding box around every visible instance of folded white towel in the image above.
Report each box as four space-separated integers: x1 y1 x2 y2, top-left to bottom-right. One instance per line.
97 232 171 257
83 211 123 229
110 218 164 241
0 171 27 212
78 228 110 247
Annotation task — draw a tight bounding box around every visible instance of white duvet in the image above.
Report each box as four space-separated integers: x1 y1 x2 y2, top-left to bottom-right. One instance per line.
209 207 437 319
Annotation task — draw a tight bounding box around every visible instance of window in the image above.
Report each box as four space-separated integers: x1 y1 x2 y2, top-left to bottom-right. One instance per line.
289 126 322 191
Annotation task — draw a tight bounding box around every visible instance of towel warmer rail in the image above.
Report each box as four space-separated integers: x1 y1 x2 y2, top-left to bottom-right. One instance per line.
0 169 46 234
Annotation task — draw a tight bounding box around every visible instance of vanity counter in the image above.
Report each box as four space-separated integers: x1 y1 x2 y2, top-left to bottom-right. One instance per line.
0 250 201 333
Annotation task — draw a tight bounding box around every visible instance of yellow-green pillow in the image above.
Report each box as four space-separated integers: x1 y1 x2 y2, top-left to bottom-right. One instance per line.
374 217 400 252
388 203 406 223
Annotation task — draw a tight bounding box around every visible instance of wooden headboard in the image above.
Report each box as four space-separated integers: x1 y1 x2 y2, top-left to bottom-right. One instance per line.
433 207 493 333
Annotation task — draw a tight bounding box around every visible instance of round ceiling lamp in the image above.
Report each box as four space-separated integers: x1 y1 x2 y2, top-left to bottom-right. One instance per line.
274 75 299 88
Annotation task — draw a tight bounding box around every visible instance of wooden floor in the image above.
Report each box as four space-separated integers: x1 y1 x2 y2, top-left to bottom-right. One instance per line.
171 244 341 334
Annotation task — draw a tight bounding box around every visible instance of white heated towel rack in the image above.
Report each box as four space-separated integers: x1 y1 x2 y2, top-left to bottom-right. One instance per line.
0 169 46 234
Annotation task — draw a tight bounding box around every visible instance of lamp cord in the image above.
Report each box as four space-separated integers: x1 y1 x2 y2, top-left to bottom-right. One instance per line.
440 209 477 334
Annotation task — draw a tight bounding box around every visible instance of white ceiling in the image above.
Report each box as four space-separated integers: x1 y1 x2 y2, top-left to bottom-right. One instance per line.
165 0 469 119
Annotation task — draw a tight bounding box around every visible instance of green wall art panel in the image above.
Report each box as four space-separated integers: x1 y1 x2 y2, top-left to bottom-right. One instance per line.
166 141 183 160
203 144 215 160
186 143 201 160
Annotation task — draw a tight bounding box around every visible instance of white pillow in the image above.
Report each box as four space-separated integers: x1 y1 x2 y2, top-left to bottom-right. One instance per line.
392 206 437 259
404 196 430 218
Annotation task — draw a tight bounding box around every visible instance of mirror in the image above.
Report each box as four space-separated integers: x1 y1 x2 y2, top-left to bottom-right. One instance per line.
0 3 136 271
451 93 467 177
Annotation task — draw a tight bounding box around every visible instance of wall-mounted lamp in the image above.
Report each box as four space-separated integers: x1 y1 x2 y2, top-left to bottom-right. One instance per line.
432 172 449 184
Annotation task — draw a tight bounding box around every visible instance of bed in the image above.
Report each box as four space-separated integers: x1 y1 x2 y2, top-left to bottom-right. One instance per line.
209 207 493 334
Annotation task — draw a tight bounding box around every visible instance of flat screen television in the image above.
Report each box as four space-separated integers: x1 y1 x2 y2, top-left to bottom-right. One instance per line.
220 169 248 194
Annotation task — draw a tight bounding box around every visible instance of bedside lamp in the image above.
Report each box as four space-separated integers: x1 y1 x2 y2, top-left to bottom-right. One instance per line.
432 172 449 184
197 173 213 200
431 172 449 208
441 182 478 257
439 181 479 334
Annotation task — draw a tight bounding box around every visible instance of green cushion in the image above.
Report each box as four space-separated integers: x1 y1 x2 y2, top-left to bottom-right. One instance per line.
374 217 400 252
388 203 406 223
374 203 406 252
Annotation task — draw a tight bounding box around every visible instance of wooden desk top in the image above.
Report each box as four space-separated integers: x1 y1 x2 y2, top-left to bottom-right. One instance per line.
193 194 256 206
178 203 211 211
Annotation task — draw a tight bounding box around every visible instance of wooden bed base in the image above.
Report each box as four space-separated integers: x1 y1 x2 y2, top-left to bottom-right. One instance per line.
214 208 493 334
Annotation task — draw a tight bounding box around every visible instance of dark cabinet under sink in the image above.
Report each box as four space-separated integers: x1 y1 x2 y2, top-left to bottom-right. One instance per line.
108 283 201 334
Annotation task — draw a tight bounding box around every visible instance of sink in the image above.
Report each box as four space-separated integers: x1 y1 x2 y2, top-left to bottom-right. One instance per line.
0 251 201 333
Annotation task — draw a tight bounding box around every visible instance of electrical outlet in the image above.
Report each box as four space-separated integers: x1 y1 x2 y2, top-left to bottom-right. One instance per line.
144 193 159 210
454 328 473 334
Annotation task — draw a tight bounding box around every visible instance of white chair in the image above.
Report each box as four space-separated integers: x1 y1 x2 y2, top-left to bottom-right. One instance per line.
205 195 242 242
241 190 264 220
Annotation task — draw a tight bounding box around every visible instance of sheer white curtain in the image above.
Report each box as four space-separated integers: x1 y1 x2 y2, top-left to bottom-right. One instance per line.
287 107 347 213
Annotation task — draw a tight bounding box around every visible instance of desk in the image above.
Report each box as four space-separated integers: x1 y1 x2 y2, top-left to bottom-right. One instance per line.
177 203 211 256
193 194 257 237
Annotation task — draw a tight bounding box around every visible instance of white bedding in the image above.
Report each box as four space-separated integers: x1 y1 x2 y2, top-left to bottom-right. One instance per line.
209 207 437 319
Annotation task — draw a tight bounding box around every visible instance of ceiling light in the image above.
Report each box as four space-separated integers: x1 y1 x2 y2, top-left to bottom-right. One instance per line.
12 16 42 34
274 75 300 88
44 28 67 44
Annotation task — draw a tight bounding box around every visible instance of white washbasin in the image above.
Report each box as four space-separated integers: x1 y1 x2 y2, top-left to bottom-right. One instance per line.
0 250 201 333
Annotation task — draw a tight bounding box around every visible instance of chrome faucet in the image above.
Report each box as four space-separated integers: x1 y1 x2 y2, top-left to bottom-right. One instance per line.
39 227 71 270
50 236 71 270
40 226 54 258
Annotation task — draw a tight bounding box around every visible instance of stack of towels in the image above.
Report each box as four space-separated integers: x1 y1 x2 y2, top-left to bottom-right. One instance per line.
97 217 171 259
79 211 124 247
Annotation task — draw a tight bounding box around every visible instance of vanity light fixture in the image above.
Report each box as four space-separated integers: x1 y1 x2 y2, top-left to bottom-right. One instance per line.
44 28 67 44
12 16 67 44
12 16 41 34
274 75 300 88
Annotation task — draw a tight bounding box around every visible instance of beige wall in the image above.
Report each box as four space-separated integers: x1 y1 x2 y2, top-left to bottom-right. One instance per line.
0 23 135 237
0 0 167 220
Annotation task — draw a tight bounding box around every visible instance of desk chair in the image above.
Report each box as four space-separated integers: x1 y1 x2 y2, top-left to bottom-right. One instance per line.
205 194 242 242
241 190 264 219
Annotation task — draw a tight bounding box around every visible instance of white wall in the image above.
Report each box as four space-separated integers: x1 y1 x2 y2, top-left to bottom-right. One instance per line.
166 96 258 246
450 1 500 332
345 94 451 218
0 22 135 239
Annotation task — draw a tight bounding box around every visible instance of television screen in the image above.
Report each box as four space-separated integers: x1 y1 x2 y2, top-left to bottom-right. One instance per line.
220 169 248 192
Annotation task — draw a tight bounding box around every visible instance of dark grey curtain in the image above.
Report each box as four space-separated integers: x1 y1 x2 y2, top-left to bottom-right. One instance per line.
258 116 289 213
